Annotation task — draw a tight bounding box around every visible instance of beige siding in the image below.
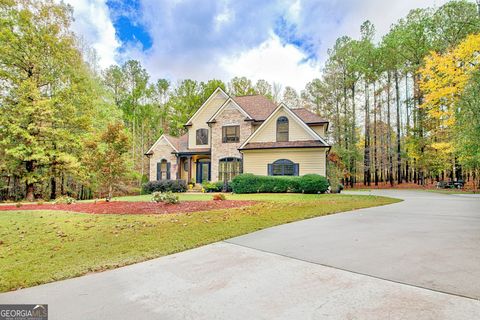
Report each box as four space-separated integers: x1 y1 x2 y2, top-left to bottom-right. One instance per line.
311 124 326 137
250 109 313 143
188 95 227 149
149 138 178 181
242 148 327 177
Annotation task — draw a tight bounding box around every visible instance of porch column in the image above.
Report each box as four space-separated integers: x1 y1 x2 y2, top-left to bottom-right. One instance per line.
187 156 192 183
176 156 180 179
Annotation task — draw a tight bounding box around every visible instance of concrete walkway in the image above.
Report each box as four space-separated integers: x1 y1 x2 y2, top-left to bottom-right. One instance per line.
1 190 479 319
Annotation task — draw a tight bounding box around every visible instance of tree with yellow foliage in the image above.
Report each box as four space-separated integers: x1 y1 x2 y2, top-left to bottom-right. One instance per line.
419 34 480 177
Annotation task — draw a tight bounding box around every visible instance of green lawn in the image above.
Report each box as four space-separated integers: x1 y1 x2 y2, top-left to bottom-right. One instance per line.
0 194 400 292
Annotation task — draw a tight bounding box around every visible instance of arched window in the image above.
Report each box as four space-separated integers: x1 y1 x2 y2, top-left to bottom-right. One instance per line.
219 157 242 182
196 128 208 145
276 116 289 142
268 159 299 176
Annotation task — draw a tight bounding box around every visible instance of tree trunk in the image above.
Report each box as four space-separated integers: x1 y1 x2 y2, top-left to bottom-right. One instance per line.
350 84 356 188
373 82 378 186
335 90 341 148
61 174 65 195
387 72 394 186
50 177 56 200
364 81 371 186
343 71 349 150
404 74 410 183
395 71 402 184
25 160 35 201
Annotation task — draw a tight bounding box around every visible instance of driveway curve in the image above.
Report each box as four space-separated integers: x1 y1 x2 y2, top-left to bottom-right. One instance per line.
227 190 480 299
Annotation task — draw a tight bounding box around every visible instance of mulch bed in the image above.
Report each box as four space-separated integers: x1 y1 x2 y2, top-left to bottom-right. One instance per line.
0 200 257 215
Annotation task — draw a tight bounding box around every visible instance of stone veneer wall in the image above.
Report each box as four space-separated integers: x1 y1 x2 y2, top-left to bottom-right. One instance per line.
149 138 178 181
210 103 252 182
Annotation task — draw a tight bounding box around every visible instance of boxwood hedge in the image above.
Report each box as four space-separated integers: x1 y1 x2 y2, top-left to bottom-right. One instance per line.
231 173 329 194
142 180 187 194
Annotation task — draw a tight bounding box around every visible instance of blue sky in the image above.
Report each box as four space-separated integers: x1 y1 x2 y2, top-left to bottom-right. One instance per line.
66 0 450 90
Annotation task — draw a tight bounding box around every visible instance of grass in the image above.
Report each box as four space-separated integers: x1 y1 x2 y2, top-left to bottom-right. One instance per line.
0 194 400 292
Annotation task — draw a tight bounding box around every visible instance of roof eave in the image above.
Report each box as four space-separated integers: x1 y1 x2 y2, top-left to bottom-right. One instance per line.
239 145 330 151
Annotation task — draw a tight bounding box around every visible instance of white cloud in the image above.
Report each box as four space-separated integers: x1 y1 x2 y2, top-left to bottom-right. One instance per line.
221 33 319 91
64 0 120 68
64 0 454 90
286 0 451 63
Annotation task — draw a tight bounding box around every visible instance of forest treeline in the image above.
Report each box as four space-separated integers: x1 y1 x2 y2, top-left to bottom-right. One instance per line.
1 0 479 201
312 1 480 189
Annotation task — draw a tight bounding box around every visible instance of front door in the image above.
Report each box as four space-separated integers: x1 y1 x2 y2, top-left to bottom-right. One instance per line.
196 160 211 183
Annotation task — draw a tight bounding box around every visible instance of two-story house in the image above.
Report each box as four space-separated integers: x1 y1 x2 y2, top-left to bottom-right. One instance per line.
145 87 330 184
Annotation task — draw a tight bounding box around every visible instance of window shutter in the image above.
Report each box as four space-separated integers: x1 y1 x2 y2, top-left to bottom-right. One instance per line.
293 163 299 176
268 164 273 176
166 162 171 180
156 162 161 180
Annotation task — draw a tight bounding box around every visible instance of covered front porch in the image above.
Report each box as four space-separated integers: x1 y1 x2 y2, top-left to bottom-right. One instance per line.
176 151 211 185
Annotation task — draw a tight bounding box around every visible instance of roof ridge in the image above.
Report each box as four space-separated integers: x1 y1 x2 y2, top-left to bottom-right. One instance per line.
234 94 265 98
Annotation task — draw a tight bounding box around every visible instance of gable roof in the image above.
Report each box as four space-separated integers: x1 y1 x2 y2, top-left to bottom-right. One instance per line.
145 134 179 155
239 103 329 150
207 97 253 123
185 87 229 126
185 89 329 127
291 108 328 124
232 95 277 121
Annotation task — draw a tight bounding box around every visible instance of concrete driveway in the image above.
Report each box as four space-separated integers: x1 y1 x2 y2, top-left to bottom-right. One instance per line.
228 190 480 299
1 190 479 319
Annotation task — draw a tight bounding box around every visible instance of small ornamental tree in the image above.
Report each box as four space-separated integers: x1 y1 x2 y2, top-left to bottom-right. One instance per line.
85 123 132 201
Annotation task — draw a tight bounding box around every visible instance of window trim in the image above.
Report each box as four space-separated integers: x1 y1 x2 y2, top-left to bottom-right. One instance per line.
222 125 240 143
218 157 243 182
196 128 208 145
276 116 289 142
268 159 299 176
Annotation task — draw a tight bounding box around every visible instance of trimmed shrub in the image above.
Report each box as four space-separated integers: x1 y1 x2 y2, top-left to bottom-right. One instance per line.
142 180 187 194
298 174 330 194
202 181 222 193
202 181 232 193
217 181 232 192
152 191 179 204
231 174 329 194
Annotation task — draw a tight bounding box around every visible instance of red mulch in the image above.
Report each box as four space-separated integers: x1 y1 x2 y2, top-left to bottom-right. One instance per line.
0 200 257 215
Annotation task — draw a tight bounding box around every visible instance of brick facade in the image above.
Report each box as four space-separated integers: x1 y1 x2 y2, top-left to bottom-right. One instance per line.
210 103 252 182
149 138 178 181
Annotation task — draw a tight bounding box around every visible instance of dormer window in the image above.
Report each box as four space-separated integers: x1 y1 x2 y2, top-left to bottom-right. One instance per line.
276 116 289 142
196 128 208 145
